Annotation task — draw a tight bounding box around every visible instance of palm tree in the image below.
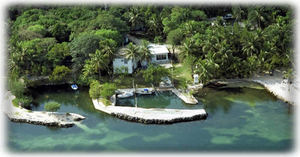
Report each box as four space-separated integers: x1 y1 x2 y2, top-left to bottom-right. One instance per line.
124 7 144 31
124 42 140 63
179 39 195 61
146 14 162 36
99 39 117 61
232 6 244 23
89 49 109 80
139 40 152 66
248 7 267 28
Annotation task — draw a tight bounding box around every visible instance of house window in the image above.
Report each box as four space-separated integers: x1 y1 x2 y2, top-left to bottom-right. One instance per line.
124 59 128 64
156 54 166 60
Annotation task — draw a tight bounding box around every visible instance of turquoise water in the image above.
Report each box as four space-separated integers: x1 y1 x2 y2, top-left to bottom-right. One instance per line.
7 85 293 152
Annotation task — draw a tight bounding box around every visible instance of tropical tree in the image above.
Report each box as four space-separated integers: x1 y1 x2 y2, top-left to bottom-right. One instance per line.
162 7 192 34
142 64 169 86
89 80 101 99
47 42 70 67
94 29 122 46
232 6 244 23
100 83 117 100
124 42 140 63
49 65 72 82
179 38 197 61
99 39 117 61
70 32 102 75
88 49 109 80
139 40 152 65
247 6 270 29
123 7 145 31
146 14 163 37
194 57 219 84
49 22 70 42
167 28 183 54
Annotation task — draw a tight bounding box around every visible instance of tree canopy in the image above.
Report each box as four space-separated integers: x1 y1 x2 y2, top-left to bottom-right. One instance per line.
8 5 293 87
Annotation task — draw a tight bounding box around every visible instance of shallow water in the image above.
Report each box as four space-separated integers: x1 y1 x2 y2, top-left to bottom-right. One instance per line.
7 85 293 152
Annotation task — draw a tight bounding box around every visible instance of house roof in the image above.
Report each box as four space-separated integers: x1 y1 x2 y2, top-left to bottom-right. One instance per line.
148 44 169 55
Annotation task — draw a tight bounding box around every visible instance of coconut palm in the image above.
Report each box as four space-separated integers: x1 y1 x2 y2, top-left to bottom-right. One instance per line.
89 49 109 79
99 39 117 61
248 7 267 28
139 40 152 66
232 6 244 23
179 38 196 61
124 42 140 62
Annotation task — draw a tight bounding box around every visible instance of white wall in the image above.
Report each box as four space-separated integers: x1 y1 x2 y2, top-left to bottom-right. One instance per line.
113 58 134 74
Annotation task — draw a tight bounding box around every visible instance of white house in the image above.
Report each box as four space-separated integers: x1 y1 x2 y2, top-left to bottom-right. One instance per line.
113 48 138 74
113 44 170 74
148 44 169 64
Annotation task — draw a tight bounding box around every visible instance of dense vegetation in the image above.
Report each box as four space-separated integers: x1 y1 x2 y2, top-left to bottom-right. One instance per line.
8 5 293 102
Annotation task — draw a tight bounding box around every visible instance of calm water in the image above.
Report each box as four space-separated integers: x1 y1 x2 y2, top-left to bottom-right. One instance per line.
7 85 293 152
117 91 204 109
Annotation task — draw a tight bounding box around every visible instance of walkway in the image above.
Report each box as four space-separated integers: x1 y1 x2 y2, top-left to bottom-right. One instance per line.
171 88 198 104
92 99 207 124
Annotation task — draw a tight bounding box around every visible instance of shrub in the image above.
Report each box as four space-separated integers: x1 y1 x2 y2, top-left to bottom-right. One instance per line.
9 79 26 98
101 98 111 106
12 98 19 107
154 36 163 43
15 96 33 108
27 24 47 37
101 83 116 99
89 80 101 99
44 101 61 112
142 64 170 86
50 65 72 82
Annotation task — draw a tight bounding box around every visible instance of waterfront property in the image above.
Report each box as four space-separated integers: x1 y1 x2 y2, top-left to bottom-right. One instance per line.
142 44 170 66
113 43 170 74
6 5 295 152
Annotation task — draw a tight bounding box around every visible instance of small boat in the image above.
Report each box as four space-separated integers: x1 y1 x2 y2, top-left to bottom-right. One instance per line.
117 91 134 98
136 88 154 95
71 84 78 90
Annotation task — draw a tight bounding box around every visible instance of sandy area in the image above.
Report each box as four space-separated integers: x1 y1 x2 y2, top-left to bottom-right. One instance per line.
250 70 298 105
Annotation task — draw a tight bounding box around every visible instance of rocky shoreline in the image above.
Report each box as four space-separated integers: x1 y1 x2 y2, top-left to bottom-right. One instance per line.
250 72 297 105
5 91 85 127
111 112 207 124
206 71 297 105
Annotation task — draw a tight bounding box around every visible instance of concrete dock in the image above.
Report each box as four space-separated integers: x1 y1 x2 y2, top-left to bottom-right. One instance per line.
117 87 198 105
92 99 207 124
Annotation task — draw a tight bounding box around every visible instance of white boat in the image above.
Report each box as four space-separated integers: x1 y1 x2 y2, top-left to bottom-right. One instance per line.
117 91 134 98
71 84 78 90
